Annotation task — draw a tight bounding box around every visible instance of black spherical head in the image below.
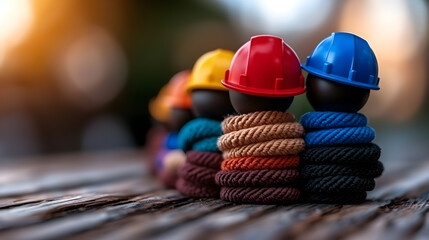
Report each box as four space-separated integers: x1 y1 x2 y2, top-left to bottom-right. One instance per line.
168 107 194 132
229 90 294 114
191 90 236 120
306 74 370 112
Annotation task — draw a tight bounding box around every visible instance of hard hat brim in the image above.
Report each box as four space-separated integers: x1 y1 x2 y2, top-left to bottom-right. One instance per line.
301 65 380 90
222 80 306 97
186 82 229 94
149 98 171 123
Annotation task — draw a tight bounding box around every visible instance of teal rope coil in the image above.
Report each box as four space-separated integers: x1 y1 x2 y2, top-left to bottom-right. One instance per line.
178 118 222 153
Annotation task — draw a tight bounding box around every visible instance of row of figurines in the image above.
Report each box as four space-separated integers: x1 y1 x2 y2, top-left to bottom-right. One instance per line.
146 32 382 204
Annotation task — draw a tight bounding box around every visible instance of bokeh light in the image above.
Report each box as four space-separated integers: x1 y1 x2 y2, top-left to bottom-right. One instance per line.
55 27 127 109
219 0 336 34
337 0 428 122
0 0 426 158
0 0 33 68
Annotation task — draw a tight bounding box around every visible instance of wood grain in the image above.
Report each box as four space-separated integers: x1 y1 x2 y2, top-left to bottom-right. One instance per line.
0 145 428 240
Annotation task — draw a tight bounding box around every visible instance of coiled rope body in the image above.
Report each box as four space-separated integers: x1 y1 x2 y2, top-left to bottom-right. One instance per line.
178 118 222 152
176 118 223 198
299 111 383 204
216 111 304 204
154 132 184 189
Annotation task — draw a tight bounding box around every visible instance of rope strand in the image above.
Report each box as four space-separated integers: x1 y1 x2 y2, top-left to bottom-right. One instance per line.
186 151 223 169
179 163 219 186
300 143 381 165
218 122 304 150
304 175 375 193
176 178 219 198
221 156 299 171
300 111 368 129
305 126 375 147
178 118 222 152
216 169 299 187
220 187 300 204
222 138 305 159
300 161 384 179
222 111 295 133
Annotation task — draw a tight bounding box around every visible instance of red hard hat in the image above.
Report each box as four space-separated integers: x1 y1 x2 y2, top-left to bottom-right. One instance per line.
222 35 305 97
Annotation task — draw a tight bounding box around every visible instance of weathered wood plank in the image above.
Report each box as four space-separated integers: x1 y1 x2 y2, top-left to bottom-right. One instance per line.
370 160 429 200
0 179 160 230
0 151 147 197
145 203 278 240
0 143 427 240
68 199 233 240
203 204 337 240
0 190 189 240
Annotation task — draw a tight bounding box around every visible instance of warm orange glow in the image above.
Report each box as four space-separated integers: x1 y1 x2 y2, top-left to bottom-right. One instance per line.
338 0 428 122
0 0 34 67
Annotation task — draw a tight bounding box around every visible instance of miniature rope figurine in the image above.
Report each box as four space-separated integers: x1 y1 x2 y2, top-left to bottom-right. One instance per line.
215 35 306 204
148 71 193 188
175 49 236 198
176 118 224 197
299 32 384 203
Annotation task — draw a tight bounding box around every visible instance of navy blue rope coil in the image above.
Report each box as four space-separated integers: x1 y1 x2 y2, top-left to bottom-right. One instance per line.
300 143 381 165
304 176 375 193
300 161 384 179
178 118 222 153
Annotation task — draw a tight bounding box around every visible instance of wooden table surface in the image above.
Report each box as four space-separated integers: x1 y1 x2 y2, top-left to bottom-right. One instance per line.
0 128 428 240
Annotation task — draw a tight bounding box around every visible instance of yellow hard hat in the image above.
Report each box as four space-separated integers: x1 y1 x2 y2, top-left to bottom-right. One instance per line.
149 84 172 123
186 49 234 93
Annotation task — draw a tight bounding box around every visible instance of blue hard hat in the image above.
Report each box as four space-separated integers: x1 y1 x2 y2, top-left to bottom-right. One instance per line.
301 32 380 90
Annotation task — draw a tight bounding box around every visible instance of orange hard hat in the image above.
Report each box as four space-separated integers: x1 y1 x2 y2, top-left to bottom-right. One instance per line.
149 71 192 122
168 71 192 109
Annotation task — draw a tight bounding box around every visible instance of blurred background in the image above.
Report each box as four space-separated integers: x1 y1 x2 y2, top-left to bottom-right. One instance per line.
0 0 427 159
